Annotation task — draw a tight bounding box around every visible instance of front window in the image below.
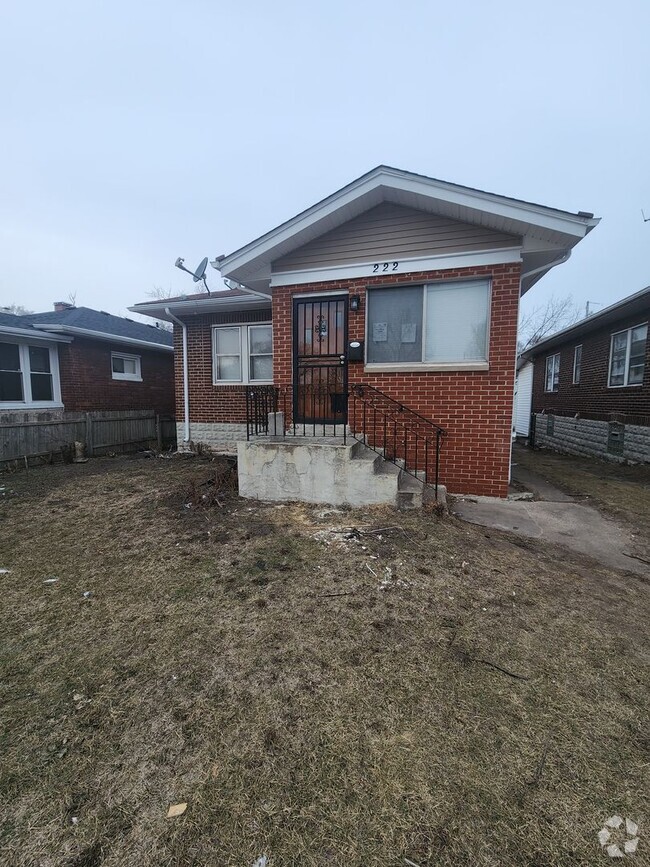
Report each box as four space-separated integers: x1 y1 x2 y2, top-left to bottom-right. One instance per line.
366 279 490 365
111 352 142 381
213 324 273 384
572 345 582 385
0 341 59 406
608 324 647 387
0 343 23 401
545 353 560 392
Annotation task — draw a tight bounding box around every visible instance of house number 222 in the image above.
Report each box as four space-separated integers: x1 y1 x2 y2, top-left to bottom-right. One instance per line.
372 261 399 273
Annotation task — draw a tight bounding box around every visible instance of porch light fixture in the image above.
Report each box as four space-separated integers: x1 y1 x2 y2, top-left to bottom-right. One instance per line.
349 294 361 312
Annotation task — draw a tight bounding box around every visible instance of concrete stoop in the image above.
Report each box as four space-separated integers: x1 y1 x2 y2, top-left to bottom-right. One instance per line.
237 437 445 509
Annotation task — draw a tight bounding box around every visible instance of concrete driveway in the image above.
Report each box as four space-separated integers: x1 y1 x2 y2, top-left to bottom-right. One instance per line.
452 464 649 577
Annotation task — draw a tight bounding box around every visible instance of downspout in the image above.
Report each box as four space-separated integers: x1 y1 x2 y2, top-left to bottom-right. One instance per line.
165 307 190 445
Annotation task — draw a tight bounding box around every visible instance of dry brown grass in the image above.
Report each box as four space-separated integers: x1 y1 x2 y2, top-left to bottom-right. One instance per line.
0 455 648 866
514 444 650 532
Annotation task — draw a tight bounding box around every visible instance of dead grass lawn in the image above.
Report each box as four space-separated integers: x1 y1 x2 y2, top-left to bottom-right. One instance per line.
0 455 648 866
514 443 650 533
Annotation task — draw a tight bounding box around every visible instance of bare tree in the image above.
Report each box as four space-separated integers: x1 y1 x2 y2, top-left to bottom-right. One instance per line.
518 294 580 353
2 303 34 315
138 286 175 332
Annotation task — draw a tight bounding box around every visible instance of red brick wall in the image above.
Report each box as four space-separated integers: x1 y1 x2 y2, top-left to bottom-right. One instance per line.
173 309 272 423
174 267 520 496
531 310 650 423
273 263 520 497
58 337 175 414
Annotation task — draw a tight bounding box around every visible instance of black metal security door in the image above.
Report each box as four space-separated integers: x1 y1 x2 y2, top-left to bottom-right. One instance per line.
293 296 348 424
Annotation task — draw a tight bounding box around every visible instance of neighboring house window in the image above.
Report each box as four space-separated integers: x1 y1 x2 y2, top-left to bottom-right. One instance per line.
0 341 60 406
212 324 273 384
366 279 490 365
111 352 142 381
608 324 647 387
573 345 582 384
545 353 560 392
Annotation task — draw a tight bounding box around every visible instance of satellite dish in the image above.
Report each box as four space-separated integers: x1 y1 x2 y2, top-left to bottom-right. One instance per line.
174 254 212 295
192 257 208 282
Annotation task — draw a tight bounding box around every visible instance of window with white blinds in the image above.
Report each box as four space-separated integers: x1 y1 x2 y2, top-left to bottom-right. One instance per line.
367 279 490 365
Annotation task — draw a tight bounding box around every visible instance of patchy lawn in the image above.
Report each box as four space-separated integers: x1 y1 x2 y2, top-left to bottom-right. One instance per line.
513 443 650 541
0 456 647 866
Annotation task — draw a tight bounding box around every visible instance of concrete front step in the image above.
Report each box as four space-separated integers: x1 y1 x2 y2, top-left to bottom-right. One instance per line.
237 436 445 508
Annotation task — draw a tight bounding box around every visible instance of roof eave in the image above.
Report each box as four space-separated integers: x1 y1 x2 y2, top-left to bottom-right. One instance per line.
32 324 173 352
527 285 650 355
217 167 600 281
129 295 272 323
0 324 74 343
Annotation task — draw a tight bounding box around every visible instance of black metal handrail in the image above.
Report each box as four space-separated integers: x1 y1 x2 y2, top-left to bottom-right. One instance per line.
245 382 445 498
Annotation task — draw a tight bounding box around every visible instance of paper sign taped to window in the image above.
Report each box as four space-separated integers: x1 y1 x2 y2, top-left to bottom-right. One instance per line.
401 323 417 343
373 322 388 342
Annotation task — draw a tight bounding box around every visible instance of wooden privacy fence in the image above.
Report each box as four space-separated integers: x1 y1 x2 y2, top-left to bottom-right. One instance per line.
0 410 176 465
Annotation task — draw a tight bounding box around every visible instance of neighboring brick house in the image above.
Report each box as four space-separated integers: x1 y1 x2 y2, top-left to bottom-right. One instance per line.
132 166 597 496
0 304 174 416
525 286 650 462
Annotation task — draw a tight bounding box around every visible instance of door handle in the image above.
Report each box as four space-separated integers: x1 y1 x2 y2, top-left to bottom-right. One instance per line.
339 354 346 365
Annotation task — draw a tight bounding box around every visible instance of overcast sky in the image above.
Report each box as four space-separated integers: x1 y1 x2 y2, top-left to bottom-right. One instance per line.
1 0 648 325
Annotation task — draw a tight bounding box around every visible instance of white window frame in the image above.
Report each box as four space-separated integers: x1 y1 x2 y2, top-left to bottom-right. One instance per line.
212 323 273 385
572 345 582 385
364 278 492 372
545 353 560 392
608 323 647 388
0 340 62 409
111 352 142 382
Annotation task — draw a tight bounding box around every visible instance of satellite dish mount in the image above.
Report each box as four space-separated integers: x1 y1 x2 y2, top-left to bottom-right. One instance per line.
174 256 211 295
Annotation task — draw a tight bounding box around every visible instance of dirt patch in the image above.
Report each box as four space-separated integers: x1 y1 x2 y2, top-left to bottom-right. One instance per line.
0 456 648 866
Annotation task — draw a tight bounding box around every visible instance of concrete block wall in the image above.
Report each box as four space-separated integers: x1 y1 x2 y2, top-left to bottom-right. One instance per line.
176 421 247 453
533 413 650 463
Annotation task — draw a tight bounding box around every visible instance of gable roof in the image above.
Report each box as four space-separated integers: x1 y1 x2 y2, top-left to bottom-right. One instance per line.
0 307 173 351
525 285 650 358
216 165 599 296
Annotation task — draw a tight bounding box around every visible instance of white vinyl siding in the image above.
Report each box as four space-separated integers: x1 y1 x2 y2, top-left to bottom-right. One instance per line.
572 345 582 384
366 279 490 366
608 323 647 387
273 203 520 272
212 324 273 384
0 341 62 408
111 352 142 381
545 353 560 392
514 361 534 437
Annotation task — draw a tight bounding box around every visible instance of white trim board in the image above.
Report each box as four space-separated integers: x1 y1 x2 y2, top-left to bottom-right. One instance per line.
270 248 521 288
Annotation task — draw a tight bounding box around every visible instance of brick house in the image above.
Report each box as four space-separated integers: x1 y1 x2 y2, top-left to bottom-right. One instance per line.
0 303 174 416
132 166 597 497
525 285 649 462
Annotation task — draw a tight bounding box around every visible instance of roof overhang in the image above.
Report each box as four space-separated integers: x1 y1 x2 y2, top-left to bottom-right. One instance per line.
215 166 599 296
526 285 650 357
31 324 173 352
0 324 73 343
129 293 272 323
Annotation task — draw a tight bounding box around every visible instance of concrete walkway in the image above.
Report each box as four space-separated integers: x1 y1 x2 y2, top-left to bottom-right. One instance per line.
453 466 649 577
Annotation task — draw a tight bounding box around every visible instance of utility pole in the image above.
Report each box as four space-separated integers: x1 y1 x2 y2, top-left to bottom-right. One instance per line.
585 301 603 318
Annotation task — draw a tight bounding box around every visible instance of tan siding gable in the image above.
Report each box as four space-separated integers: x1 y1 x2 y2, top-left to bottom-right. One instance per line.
272 203 521 272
